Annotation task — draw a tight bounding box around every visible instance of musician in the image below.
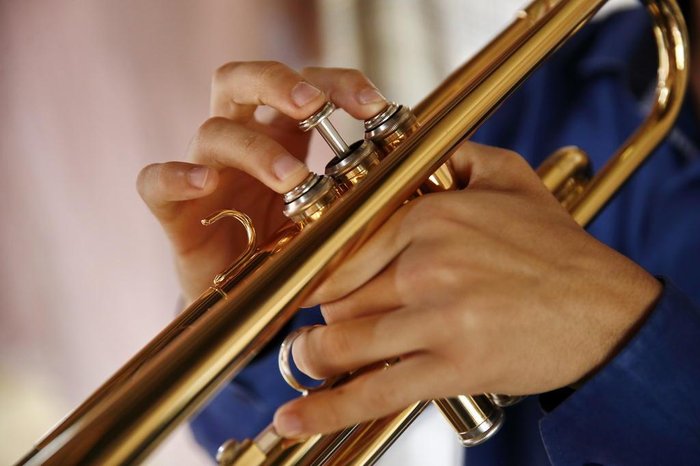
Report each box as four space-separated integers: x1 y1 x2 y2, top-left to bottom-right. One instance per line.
137 1 700 464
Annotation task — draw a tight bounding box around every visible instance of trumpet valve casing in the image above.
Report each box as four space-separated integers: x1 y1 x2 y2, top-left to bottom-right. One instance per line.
325 139 382 191
282 173 339 226
434 395 505 447
365 103 458 192
364 103 419 155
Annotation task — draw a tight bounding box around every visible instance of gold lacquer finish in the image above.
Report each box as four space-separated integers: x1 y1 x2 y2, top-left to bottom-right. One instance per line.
18 1 688 465
365 102 459 193
218 403 428 466
283 173 340 227
202 210 258 288
568 0 688 227
536 146 593 209
536 146 591 193
320 402 428 466
365 103 418 154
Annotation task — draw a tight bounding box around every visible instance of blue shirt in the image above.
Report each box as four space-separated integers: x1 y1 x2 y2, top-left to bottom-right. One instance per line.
191 7 700 465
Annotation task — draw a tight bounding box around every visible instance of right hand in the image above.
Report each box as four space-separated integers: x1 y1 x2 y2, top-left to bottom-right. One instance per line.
137 62 388 303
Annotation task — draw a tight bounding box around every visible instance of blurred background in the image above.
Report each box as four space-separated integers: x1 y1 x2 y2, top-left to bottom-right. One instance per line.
0 0 634 464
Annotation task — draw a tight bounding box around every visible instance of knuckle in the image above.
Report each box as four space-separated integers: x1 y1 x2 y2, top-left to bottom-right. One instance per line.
447 307 482 349
296 326 352 380
501 148 523 162
322 327 353 363
317 391 344 429
212 61 241 87
497 149 542 191
497 148 528 172
300 65 321 76
443 307 472 332
394 260 430 299
190 117 235 158
431 260 461 291
343 68 369 84
241 131 261 152
401 200 431 234
256 60 288 83
196 116 230 141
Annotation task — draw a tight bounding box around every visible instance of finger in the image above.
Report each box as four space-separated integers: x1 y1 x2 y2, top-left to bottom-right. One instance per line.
307 204 413 306
292 308 429 380
211 61 327 122
320 261 403 324
136 162 219 221
451 141 542 192
301 67 388 120
188 117 309 193
274 354 448 437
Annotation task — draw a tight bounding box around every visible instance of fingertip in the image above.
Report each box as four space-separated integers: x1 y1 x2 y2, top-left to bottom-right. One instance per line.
179 164 219 199
291 81 324 109
300 68 388 120
273 404 306 438
286 80 328 121
355 87 389 119
186 165 211 190
452 141 535 191
302 286 323 309
189 165 220 192
271 154 310 193
137 162 220 207
136 163 158 197
318 303 333 323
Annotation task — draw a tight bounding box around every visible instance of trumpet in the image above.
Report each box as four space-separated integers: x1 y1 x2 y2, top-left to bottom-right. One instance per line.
17 0 688 464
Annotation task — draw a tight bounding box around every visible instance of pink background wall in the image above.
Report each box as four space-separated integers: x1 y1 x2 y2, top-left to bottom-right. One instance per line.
0 1 316 463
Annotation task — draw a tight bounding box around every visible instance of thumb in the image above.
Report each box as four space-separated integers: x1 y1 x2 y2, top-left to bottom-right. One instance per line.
450 141 542 192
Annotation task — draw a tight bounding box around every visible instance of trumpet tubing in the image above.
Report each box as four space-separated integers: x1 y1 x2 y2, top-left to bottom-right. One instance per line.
18 0 688 465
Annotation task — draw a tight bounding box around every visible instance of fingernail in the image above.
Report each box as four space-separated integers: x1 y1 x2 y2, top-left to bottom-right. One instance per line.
273 154 307 181
291 82 322 107
357 87 386 105
187 166 210 189
274 410 304 437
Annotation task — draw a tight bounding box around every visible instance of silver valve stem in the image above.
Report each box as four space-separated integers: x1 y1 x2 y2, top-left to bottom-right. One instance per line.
298 101 349 156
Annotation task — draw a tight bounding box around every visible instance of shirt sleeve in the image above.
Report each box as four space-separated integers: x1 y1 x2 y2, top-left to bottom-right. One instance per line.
539 279 700 465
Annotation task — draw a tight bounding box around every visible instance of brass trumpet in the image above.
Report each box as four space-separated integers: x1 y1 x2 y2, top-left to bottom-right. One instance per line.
18 0 688 464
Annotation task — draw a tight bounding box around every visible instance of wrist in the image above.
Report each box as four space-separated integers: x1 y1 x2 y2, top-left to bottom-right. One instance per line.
579 266 662 384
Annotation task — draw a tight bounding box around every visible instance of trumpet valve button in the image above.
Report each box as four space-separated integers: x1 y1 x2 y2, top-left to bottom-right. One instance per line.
298 101 349 156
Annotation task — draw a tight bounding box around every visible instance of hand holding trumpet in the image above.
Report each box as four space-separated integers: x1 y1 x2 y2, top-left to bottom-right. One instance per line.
137 62 386 302
137 62 661 439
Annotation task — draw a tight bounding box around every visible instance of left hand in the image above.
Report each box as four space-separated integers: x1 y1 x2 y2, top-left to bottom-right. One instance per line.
273 141 661 437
